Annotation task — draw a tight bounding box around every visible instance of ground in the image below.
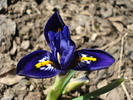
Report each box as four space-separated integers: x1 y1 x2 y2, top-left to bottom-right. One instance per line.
0 0 133 100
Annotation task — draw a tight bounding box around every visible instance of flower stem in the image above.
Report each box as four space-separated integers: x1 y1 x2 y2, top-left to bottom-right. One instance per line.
46 70 76 100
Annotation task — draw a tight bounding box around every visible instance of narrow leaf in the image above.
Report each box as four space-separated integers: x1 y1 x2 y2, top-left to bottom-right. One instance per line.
72 77 125 100
60 70 76 92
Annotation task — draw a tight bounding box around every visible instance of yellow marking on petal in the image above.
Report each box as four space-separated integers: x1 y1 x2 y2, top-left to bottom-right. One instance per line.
69 57 97 69
35 61 56 68
77 57 97 62
58 27 62 31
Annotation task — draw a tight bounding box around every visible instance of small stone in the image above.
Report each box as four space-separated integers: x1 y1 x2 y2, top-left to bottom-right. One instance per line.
26 9 31 14
129 51 133 61
75 26 83 34
96 18 112 35
100 3 113 18
75 14 89 26
89 85 97 92
24 92 42 100
91 33 97 41
0 74 25 85
1 88 14 100
116 0 133 8
0 83 6 93
0 15 16 53
127 24 133 31
13 79 30 100
89 3 96 15
0 53 15 76
29 84 35 91
21 40 30 50
10 40 17 55
0 0 7 11
112 22 123 33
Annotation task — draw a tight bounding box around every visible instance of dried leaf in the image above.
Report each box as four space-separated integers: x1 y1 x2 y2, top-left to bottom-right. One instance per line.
112 22 123 33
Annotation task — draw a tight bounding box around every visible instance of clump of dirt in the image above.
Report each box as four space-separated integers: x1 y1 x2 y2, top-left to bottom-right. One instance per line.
0 0 133 100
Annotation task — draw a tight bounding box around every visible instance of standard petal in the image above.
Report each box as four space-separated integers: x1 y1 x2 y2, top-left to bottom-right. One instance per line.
48 26 75 70
17 50 61 78
56 26 75 54
48 31 60 68
44 12 65 44
56 26 75 70
72 49 115 71
47 31 57 52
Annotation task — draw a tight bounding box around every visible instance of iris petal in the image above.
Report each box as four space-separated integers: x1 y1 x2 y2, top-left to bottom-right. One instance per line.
17 50 61 78
72 49 115 71
48 31 60 69
58 26 75 70
44 12 65 44
48 26 75 70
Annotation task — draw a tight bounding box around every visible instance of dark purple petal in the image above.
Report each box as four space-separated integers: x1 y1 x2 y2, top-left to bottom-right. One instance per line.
44 12 65 44
17 50 61 78
56 26 75 70
48 26 75 70
72 49 115 71
48 31 59 68
47 31 57 52
56 26 74 54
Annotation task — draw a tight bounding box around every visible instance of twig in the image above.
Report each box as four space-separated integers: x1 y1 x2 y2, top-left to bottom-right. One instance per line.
121 82 131 100
31 5 41 14
118 33 128 78
99 35 122 50
118 33 131 100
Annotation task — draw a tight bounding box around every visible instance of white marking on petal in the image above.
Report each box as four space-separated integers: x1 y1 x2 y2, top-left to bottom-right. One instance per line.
38 56 50 62
76 53 93 68
86 61 91 64
40 64 55 71
40 67 45 70
81 54 87 57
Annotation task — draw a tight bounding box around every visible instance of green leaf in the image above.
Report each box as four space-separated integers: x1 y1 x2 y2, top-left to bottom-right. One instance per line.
46 70 76 100
60 70 76 92
72 77 125 100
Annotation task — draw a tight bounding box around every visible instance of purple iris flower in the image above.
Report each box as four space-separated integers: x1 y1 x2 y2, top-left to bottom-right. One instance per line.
17 12 115 78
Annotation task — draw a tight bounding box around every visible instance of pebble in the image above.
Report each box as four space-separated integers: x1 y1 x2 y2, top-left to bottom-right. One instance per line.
0 0 7 11
10 40 17 55
75 26 83 34
0 53 15 76
13 79 30 100
0 74 25 85
0 15 16 53
1 88 14 100
24 92 42 100
21 40 30 50
129 51 133 61
100 3 113 18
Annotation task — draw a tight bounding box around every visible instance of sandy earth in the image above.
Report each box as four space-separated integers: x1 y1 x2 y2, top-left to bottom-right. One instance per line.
0 0 133 100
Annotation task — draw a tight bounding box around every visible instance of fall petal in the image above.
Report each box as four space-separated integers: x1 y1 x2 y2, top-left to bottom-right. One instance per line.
72 49 115 71
17 50 61 78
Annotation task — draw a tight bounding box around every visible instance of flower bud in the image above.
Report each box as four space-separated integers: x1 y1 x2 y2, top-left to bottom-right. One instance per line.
62 75 89 94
